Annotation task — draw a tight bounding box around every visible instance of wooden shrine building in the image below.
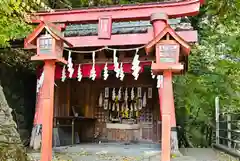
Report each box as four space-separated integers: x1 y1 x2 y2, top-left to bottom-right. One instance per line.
24 1 204 161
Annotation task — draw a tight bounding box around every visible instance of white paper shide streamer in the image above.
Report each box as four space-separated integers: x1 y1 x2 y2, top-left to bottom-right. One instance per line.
113 50 120 78
36 71 44 93
61 65 66 82
77 64 82 82
103 63 109 80
157 75 163 88
119 63 125 81
89 51 96 80
67 51 74 78
132 49 141 80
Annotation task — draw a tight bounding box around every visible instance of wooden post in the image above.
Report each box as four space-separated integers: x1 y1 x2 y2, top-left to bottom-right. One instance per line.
150 12 173 161
227 114 231 148
40 60 56 161
215 96 220 145
160 70 173 161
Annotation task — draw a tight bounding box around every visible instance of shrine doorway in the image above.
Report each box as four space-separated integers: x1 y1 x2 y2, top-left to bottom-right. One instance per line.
53 71 161 145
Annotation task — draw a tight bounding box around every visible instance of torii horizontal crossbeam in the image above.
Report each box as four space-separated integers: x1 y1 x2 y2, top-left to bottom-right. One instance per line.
32 0 202 23
65 30 197 48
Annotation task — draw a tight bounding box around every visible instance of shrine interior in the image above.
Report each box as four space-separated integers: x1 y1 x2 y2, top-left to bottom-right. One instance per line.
52 48 162 146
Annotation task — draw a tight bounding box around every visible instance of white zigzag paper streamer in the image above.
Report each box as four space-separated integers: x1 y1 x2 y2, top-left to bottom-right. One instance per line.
67 51 74 78
90 51 96 81
77 64 82 82
61 65 66 82
132 49 141 80
113 49 120 78
119 63 125 81
103 63 109 80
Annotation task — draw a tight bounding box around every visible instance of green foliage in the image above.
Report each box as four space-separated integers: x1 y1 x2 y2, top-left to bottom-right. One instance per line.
174 0 240 147
0 0 32 47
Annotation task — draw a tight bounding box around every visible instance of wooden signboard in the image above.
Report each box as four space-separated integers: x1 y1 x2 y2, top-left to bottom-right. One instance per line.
156 40 180 64
98 16 112 39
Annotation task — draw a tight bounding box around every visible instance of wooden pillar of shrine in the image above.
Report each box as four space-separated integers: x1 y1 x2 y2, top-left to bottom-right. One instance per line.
40 60 56 161
151 13 175 161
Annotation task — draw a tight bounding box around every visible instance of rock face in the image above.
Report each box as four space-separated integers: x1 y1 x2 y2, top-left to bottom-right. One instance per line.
0 84 30 161
0 64 36 143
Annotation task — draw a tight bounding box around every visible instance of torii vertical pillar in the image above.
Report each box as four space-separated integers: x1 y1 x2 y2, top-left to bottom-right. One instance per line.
151 13 177 161
39 60 56 161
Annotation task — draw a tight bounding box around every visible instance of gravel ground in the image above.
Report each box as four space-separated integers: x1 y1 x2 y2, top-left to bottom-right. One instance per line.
27 144 239 161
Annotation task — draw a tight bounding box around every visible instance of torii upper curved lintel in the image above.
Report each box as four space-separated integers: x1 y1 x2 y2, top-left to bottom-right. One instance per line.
31 0 203 23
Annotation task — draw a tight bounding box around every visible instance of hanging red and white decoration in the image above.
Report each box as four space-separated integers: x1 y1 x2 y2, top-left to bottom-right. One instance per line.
77 64 82 82
89 51 96 80
103 63 109 80
37 46 154 82
61 65 66 82
67 51 74 78
132 49 141 80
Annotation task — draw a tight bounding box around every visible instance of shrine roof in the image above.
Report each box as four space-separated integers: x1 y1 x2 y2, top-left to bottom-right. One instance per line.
63 18 193 37
25 21 73 49
145 25 191 55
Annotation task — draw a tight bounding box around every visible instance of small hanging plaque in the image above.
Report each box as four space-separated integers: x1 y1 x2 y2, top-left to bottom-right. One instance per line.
137 87 142 98
138 98 143 110
148 88 152 98
105 87 109 98
103 99 108 110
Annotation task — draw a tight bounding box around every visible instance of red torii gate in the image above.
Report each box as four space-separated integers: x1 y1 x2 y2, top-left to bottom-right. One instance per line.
25 1 204 161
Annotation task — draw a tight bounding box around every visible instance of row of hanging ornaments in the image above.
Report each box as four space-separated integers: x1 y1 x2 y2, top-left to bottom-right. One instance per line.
36 48 164 93
98 87 152 117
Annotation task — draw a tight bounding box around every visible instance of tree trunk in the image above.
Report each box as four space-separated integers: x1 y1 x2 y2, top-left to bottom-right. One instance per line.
0 84 30 161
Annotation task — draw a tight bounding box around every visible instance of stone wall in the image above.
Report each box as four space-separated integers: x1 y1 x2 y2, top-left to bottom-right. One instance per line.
0 64 36 143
